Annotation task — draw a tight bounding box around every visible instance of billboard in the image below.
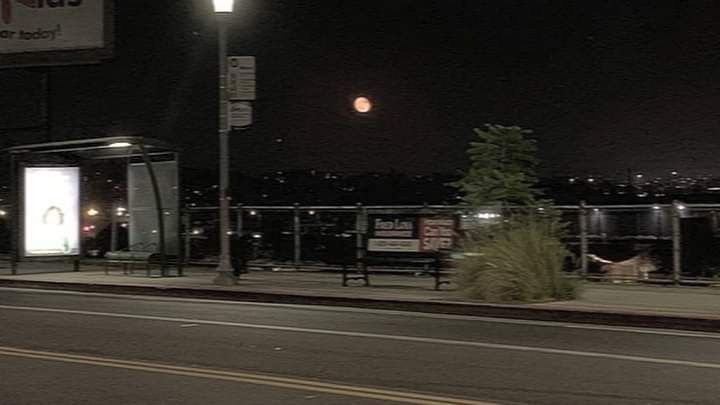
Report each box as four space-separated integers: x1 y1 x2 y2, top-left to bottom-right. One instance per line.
23 166 80 256
367 215 456 253
1 0 113 67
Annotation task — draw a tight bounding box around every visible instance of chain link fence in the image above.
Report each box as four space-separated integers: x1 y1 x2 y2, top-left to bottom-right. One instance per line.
3 202 720 284
181 203 720 284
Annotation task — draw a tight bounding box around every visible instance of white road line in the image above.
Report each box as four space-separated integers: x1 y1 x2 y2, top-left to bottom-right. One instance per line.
2 304 720 371
2 286 720 339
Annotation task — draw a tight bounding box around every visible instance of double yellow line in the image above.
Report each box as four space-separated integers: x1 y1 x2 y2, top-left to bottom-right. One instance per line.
0 346 494 405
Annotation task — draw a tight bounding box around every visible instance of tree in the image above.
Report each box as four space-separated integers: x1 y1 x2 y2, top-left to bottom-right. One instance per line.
452 124 538 207
453 124 579 302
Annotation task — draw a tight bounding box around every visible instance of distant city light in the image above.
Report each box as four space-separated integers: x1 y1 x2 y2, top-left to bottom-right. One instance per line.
108 142 132 148
587 178 595 183
593 208 600 212
0 210 6 216
87 208 99 217
249 210 258 216
476 212 500 219
353 96 372 113
308 210 316 215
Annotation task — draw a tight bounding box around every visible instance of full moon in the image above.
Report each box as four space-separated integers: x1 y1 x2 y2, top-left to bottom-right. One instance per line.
353 96 372 113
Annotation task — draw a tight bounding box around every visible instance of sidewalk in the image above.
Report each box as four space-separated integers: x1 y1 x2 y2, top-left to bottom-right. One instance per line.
1 263 719 332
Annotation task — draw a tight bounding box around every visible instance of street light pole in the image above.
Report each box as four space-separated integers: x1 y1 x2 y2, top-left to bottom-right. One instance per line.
213 0 237 285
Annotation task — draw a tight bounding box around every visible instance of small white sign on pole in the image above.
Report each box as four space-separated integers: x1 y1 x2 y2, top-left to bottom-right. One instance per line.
229 101 252 128
227 56 256 101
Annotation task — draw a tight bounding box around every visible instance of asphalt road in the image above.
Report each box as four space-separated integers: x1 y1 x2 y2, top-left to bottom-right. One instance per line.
1 288 719 404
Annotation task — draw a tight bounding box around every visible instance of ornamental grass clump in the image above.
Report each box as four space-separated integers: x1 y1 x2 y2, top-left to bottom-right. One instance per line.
457 214 578 303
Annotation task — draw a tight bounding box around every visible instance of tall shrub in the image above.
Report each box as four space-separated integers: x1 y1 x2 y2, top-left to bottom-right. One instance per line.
453 125 578 302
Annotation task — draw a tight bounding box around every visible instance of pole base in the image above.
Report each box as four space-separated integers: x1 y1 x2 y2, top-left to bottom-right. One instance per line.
213 271 238 286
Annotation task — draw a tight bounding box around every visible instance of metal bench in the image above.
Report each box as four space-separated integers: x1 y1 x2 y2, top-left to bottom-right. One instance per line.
104 243 159 276
342 250 453 290
354 252 450 290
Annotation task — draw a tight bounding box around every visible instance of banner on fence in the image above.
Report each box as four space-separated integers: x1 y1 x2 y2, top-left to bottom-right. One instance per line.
367 215 455 253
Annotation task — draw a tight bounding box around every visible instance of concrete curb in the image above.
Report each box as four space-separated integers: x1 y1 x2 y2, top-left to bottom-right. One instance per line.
2 278 719 333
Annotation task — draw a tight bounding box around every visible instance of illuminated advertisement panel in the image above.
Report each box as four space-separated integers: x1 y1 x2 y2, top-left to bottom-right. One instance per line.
24 166 79 256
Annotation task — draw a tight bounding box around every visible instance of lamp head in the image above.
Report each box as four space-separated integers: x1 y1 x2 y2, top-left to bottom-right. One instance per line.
213 0 234 13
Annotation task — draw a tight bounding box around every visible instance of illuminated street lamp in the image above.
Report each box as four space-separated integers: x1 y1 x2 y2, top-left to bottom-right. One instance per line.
87 208 99 217
213 0 234 12
213 0 237 285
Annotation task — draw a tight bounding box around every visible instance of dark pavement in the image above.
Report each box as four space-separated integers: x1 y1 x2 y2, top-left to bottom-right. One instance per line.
2 266 720 332
1 288 720 404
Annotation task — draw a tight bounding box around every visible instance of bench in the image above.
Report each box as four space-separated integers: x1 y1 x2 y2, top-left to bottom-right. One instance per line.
104 243 159 276
342 250 453 290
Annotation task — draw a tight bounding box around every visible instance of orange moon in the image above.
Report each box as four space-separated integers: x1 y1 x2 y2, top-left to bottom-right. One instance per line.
353 97 372 113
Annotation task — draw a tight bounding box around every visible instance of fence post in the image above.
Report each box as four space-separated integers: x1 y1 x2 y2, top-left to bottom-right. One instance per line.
672 201 682 285
183 211 191 266
236 204 244 237
355 203 365 264
110 202 118 252
579 201 589 279
293 203 301 268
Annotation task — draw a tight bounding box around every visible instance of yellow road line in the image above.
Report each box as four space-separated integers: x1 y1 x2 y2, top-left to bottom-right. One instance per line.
0 346 494 405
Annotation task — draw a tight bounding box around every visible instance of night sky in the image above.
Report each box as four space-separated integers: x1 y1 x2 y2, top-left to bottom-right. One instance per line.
2 0 720 178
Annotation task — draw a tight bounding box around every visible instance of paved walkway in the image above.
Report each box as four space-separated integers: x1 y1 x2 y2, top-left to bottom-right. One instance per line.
1 261 720 331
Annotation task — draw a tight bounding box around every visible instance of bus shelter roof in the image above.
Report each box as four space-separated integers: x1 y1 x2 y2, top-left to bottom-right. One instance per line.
4 136 176 160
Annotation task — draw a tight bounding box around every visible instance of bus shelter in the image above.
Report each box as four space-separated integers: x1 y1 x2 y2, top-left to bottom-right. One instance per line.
5 136 181 276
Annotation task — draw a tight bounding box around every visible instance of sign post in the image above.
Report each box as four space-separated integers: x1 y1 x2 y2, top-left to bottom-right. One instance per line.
229 101 252 128
227 56 255 129
228 56 256 100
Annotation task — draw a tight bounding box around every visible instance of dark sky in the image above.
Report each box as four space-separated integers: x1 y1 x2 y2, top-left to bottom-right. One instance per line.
3 0 720 178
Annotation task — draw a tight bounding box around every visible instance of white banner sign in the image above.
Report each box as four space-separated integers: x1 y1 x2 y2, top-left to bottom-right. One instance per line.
228 56 256 100
367 239 420 253
24 167 80 257
0 0 105 54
